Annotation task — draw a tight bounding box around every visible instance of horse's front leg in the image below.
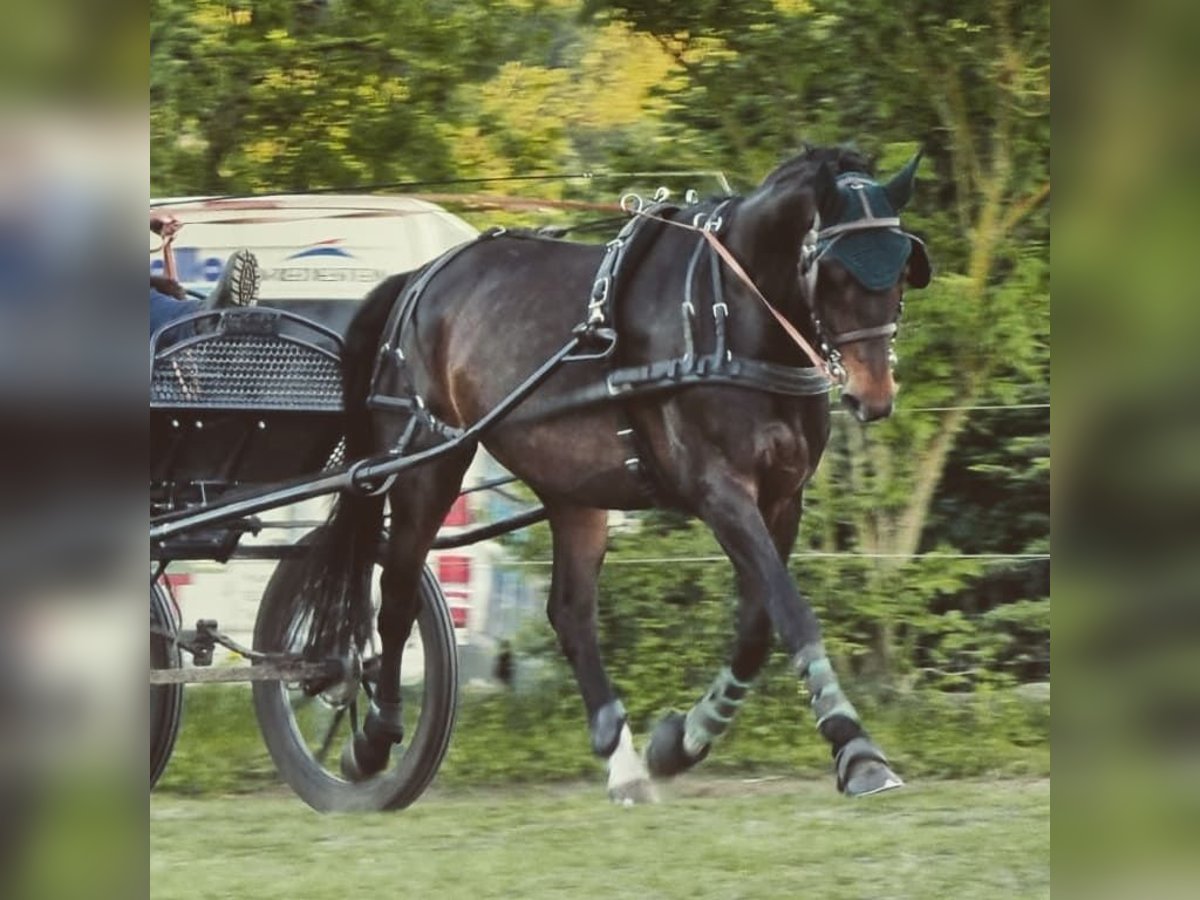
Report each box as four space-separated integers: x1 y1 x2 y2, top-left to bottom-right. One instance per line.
546 503 656 805
646 497 799 778
688 474 902 796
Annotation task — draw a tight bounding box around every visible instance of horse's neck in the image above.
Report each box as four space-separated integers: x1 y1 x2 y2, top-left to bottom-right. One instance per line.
720 236 819 365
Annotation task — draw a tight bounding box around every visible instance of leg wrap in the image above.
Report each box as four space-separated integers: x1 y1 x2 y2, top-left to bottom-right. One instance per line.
683 667 752 756
793 644 860 727
364 698 406 744
590 700 628 758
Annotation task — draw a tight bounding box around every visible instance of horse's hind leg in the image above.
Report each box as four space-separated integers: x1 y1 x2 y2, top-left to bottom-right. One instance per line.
645 500 794 778
341 444 475 781
545 503 656 805
690 477 902 797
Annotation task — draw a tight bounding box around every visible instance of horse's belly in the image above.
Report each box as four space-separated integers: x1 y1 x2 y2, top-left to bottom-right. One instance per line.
484 411 658 511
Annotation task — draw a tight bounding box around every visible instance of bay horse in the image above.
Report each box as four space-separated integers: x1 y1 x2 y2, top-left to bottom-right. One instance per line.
299 145 932 802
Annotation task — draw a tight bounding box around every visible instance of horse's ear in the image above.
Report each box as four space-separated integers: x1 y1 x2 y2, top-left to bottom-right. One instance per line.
883 150 923 212
814 161 841 225
906 236 932 288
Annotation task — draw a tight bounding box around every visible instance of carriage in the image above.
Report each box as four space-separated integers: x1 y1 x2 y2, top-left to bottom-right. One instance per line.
149 304 470 811
147 195 549 811
151 147 929 811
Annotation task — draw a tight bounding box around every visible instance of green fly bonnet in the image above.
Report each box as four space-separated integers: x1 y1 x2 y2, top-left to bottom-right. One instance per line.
802 152 931 293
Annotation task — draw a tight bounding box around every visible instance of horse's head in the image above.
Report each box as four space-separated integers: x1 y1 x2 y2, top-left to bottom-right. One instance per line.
805 153 930 421
739 147 932 423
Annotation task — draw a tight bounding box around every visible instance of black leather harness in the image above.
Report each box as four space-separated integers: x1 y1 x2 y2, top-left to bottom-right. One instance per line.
561 199 832 410
363 207 833 467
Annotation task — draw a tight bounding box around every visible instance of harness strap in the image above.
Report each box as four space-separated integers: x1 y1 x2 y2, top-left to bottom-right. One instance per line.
630 206 831 378
698 230 830 377
608 354 831 397
371 229 506 390
520 352 830 422
365 394 465 440
588 205 675 328
681 238 705 360
829 322 898 347
363 230 511 454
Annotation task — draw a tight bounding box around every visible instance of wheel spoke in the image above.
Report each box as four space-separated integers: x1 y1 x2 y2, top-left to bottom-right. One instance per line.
314 706 346 765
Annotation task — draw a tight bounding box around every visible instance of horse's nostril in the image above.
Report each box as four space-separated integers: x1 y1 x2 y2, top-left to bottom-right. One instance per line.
842 394 893 422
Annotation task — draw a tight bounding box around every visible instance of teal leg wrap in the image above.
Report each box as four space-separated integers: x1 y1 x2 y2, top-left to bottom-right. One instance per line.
683 667 753 755
793 644 860 727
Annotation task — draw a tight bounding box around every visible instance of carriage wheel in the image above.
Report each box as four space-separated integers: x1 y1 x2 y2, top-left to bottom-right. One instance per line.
251 560 458 812
150 580 184 789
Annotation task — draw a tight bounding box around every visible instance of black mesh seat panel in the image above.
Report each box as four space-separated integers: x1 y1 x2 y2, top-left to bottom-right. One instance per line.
150 309 343 412
150 309 347 500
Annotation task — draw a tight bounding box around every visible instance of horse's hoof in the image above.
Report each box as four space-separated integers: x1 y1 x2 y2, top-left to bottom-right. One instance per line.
836 736 904 797
842 759 904 797
645 711 708 779
608 777 659 806
339 731 389 782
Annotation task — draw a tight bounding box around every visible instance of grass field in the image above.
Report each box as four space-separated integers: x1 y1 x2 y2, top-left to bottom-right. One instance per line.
150 777 1049 899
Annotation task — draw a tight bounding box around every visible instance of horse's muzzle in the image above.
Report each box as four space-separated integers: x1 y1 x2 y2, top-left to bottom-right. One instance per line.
841 392 894 423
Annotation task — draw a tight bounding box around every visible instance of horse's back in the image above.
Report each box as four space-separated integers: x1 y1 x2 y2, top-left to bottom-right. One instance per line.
417 236 601 340
401 237 606 414
385 236 657 507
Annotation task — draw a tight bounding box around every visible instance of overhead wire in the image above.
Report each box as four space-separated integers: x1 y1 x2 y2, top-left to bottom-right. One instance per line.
502 552 1050 567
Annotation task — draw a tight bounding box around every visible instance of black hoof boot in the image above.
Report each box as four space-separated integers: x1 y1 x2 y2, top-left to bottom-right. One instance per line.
339 702 404 782
590 700 627 758
645 711 709 779
340 730 390 781
835 737 904 797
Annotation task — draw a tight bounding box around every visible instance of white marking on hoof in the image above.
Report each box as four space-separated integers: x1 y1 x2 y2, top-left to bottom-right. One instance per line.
606 724 658 805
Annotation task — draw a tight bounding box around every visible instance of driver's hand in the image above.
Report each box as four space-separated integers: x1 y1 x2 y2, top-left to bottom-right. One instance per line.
150 213 182 240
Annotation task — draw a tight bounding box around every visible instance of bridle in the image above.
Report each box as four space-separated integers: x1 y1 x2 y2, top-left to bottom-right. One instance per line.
799 173 914 380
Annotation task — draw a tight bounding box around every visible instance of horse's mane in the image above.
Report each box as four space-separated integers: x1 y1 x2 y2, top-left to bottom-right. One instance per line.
759 144 875 188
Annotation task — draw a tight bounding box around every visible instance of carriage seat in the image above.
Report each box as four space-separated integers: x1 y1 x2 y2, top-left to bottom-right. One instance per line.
150 308 346 509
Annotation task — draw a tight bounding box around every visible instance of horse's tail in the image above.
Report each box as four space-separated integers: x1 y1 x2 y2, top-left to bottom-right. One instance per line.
298 272 414 656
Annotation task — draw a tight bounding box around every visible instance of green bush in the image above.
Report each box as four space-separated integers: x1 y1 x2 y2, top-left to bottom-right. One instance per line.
156 677 1047 797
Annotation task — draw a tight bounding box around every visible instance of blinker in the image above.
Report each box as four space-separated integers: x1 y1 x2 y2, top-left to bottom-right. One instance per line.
811 160 931 291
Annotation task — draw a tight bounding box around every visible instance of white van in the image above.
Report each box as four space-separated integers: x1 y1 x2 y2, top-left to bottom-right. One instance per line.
152 193 479 333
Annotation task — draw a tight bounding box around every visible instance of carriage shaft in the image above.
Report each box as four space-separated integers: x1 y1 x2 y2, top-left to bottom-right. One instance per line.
150 661 339 685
